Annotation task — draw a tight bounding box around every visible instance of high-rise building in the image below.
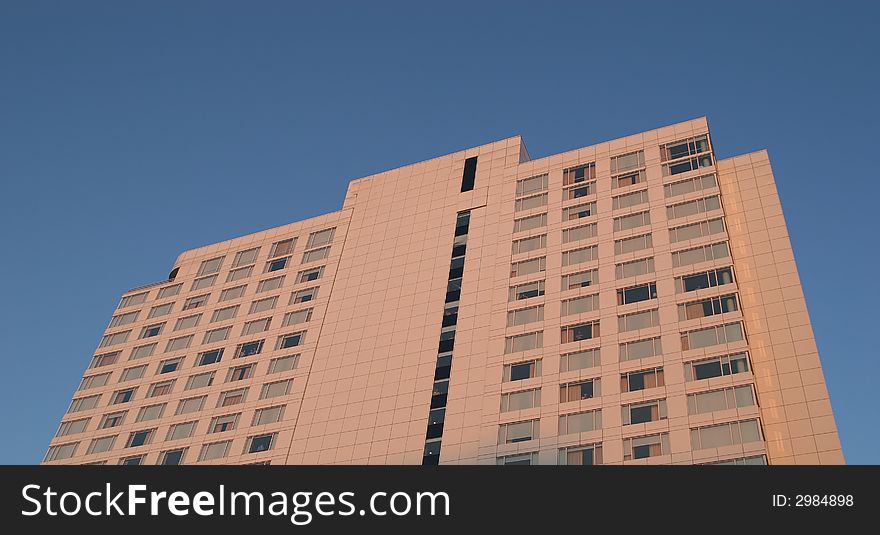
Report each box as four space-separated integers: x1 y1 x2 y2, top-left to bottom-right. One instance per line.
45 117 843 466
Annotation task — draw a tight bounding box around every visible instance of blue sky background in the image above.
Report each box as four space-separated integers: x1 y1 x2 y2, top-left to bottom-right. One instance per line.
1 0 877 464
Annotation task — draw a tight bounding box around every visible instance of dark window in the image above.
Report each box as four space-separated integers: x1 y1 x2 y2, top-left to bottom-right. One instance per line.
426 423 444 439
121 456 143 466
633 444 652 459
267 258 288 272
460 157 477 192
693 360 723 380
578 382 594 399
162 449 184 465
630 406 654 424
160 360 180 374
510 362 533 381
438 338 455 353
454 212 471 236
198 349 223 366
248 435 273 453
434 355 452 380
237 340 264 358
129 431 150 447
617 283 657 305
279 334 302 349
442 306 458 327
422 441 441 465
451 243 467 258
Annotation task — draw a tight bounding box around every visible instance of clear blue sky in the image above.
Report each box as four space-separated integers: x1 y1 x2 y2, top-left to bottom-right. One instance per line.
1 0 877 464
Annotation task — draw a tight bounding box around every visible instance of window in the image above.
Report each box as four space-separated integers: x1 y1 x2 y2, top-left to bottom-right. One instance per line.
615 233 652 255
183 294 209 311
559 349 599 372
690 419 762 449
146 380 174 397
506 305 544 327
497 452 539 465
561 321 600 343
68 395 101 413
191 275 217 291
249 296 277 314
174 314 201 331
675 267 734 293
167 421 197 441
185 372 215 390
454 211 471 236
89 351 120 369
515 193 548 212
119 365 147 382
226 266 253 282
291 287 318 304
684 352 750 381
622 399 667 425
197 257 224 277
219 285 246 301
516 174 548 197
296 267 323 284
706 455 767 466
561 269 598 290
56 418 89 437
662 154 713 176
199 441 232 461
509 280 545 301
613 211 651 232
136 404 165 421
269 238 296 259
562 223 597 243
503 359 541 381
260 380 292 399
500 389 541 411
233 247 260 268
560 378 599 402
619 337 663 361
209 414 240 433
163 336 191 353
562 245 598 267
125 429 155 448
667 195 721 220
660 135 710 162
156 284 182 299
681 322 745 351
564 181 596 200
99 331 130 348
498 420 539 444
612 189 649 211
99 411 126 429
218 388 248 407
202 327 230 344
253 405 285 426
211 305 239 322
111 388 135 404
621 367 664 392
617 282 657 305
160 449 186 465
679 294 738 320
618 309 660 332
510 257 545 278
672 242 730 268
513 213 547 233
612 170 646 189
669 218 725 242
302 247 330 263
268 355 299 374
511 235 546 255
86 436 117 455
665 173 717 198
276 331 304 350
175 396 206 415
283 308 313 326
257 276 284 293
611 150 645 174
623 433 669 460
563 202 597 221
563 163 596 185
307 228 336 249
148 303 173 318
109 311 139 328
558 444 602 465
196 349 224 366
118 292 148 309
560 294 599 316
265 257 290 273
688 385 755 414
158 358 183 374
44 443 80 462
227 364 255 382
78 373 111 390
559 410 601 434
503 331 543 354
615 257 655 279
460 156 478 192
246 433 276 453
139 323 164 339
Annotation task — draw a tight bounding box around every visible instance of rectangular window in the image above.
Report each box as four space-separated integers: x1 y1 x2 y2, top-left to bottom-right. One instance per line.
516 174 548 197
99 331 130 348
167 421 197 441
291 287 318 304
503 359 541 382
558 444 603 465
559 348 599 373
234 339 264 358
226 266 253 282
617 282 657 305
613 211 651 232
202 327 230 344
563 163 596 185
296 267 323 284
175 396 206 415
137 404 166 421
139 323 164 339
560 293 599 316
509 280 545 301
249 296 278 314
619 337 663 362
119 365 146 382
173 314 201 331
611 150 645 174
662 154 714 176
615 233 652 255
675 266 734 293
620 367 665 392
129 343 156 361
86 436 117 455
511 235 546 255
510 257 546 278
118 292 148 309
498 419 539 444
164 336 192 353
125 429 155 448
561 321 600 343
199 441 232 461
690 419 762 450
513 213 547 233
667 195 721 220
559 410 601 434
307 228 336 249
684 352 750 381
253 405 285 426
302 247 330 264
191 275 217 291
196 349 224 366
560 378 600 402
283 308 313 326
612 189 649 211
44 443 80 462
233 247 260 268
497 452 539 465
277 331 305 349
109 311 139 328
669 218 725 243
706 455 768 466
211 305 239 322
515 193 547 212
67 395 101 413
78 373 111 390
562 245 598 267
260 380 292 399
672 242 730 268
146 380 174 398
612 170 646 189
681 322 745 351
257 276 284 293
209 413 240 433
268 355 299 374
198 257 224 277
688 385 756 414
615 257 655 279
89 351 120 369
157 284 182 299
660 135 710 162
219 285 246 302
500 388 541 412
563 202 597 221
158 357 183 374
618 309 660 332
503 331 543 354
269 238 296 259
217 388 248 407
148 303 173 318
622 399 667 425
460 156 478 192
226 364 255 382
111 388 135 405
56 418 89 437
99 411 126 429
183 294 209 311
246 433 277 454
185 372 215 390
564 181 596 200
623 433 670 460
678 294 739 321
266 256 289 273
160 449 187 465
561 269 598 290
562 223 597 244
506 305 544 327
664 173 717 198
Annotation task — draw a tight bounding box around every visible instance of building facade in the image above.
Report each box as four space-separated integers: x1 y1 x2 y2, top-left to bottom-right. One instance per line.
45 117 844 466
